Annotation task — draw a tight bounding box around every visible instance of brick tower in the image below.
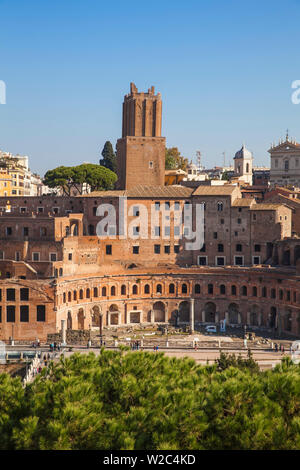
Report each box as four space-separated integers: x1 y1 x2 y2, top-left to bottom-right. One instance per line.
116 83 166 189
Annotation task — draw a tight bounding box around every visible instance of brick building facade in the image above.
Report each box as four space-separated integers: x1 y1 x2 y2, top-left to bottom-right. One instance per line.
0 83 299 342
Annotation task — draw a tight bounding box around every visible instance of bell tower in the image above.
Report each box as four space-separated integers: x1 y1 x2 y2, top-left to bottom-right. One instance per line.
116 83 166 189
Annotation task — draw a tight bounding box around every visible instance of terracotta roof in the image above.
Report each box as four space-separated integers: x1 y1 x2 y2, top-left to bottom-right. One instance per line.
250 204 283 211
126 185 193 198
77 190 126 198
82 185 193 199
267 194 300 206
276 186 300 194
232 199 255 207
192 185 237 196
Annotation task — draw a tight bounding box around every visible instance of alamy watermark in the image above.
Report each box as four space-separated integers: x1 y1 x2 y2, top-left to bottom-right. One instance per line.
291 80 300 104
0 340 6 364
291 340 300 364
0 80 6 104
95 198 205 251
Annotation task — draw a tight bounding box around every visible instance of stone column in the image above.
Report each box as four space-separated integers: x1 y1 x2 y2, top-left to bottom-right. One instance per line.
215 311 219 323
247 311 250 325
118 312 121 326
165 305 168 323
61 319 66 345
225 311 229 323
189 298 195 332
150 309 155 324
202 310 205 323
238 313 241 324
107 312 110 326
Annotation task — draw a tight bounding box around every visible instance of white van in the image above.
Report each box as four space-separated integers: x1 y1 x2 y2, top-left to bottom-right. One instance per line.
205 325 217 333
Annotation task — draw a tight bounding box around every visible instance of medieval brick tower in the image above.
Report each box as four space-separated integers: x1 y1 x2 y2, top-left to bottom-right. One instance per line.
116 83 166 189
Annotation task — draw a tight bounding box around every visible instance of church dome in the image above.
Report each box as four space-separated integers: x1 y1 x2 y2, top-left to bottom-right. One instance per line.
234 144 253 159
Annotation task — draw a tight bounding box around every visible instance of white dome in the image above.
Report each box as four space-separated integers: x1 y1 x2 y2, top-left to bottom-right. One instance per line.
234 144 253 159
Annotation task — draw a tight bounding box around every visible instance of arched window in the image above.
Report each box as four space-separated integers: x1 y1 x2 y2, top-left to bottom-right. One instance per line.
252 286 257 297
121 285 126 295
156 284 162 294
208 284 213 294
279 289 283 300
262 287 267 298
73 290 77 301
79 289 83 300
102 287 107 297
271 288 276 299
111 286 116 296
284 159 289 171
195 284 200 294
182 283 188 294
63 292 66 303
68 292 71 302
93 287 98 297
86 288 90 299
217 202 223 212
132 285 138 295
241 286 247 296
144 284 150 294
169 283 175 294
231 285 237 295
246 163 249 173
220 284 226 295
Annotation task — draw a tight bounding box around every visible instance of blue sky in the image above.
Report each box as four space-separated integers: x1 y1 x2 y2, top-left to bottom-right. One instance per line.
0 0 300 175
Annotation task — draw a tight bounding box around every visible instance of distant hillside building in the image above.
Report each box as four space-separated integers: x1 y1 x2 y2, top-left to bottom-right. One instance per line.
0 150 44 196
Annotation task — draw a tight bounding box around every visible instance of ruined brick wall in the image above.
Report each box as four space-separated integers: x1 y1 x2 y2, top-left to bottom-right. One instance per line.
0 279 56 342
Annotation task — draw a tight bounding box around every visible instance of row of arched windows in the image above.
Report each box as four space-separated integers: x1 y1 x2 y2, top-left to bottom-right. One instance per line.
61 282 299 304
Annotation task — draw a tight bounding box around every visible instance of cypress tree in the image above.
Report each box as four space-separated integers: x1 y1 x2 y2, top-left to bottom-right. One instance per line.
100 141 117 173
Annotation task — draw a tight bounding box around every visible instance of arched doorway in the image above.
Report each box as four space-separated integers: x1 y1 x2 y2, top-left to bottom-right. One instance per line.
283 249 290 266
70 222 79 236
294 245 300 265
204 302 216 323
91 305 101 327
250 305 259 326
77 308 85 330
67 311 72 330
153 301 165 322
269 306 277 328
109 304 119 325
228 303 239 324
178 301 189 322
284 309 292 331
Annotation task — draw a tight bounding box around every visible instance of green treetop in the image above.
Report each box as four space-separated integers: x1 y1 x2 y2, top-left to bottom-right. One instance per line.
100 141 117 173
